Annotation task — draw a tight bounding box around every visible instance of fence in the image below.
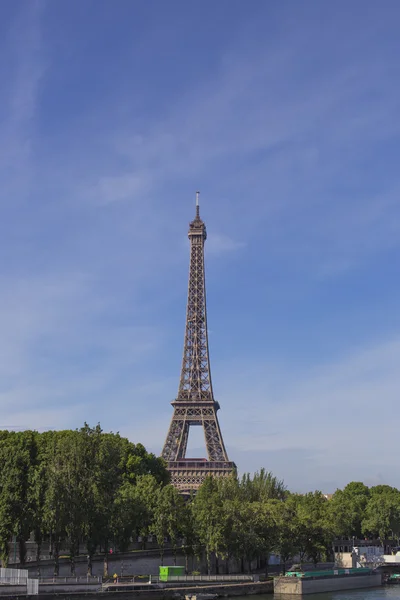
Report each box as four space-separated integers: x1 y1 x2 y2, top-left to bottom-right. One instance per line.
157 575 256 582
0 567 39 595
40 576 102 584
104 574 257 585
27 579 39 594
0 567 29 584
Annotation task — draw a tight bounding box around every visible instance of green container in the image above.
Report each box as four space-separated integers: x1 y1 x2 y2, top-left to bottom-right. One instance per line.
159 566 185 581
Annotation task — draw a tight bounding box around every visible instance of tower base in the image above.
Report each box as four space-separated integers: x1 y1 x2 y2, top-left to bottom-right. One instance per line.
167 459 236 494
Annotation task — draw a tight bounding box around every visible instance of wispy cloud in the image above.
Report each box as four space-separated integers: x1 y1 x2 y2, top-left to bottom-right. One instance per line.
89 174 150 206
206 233 245 256
0 1 46 194
0 268 167 432
86 17 400 275
0 2 399 493
214 335 400 490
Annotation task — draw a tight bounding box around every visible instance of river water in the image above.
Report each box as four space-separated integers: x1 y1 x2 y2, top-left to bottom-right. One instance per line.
234 589 400 600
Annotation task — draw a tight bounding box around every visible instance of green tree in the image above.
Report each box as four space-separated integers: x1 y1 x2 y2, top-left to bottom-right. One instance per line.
0 431 16 566
223 497 254 572
77 424 103 576
93 432 131 576
181 498 199 573
343 482 370 538
29 431 55 573
151 484 185 565
193 477 228 574
151 487 169 565
134 475 161 548
293 492 331 566
0 431 37 567
362 492 400 542
240 469 287 502
274 497 298 574
111 475 160 553
165 486 185 565
123 443 169 486
0 424 169 573
254 499 280 575
327 489 354 539
43 432 70 575
60 430 89 575
369 485 400 498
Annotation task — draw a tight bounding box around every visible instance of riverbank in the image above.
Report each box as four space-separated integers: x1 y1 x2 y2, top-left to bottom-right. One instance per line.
0 580 273 599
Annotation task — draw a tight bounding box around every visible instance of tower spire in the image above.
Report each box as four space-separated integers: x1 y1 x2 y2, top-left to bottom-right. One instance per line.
196 191 200 219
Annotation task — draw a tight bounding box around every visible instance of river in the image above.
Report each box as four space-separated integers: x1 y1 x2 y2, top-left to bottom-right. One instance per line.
233 589 400 600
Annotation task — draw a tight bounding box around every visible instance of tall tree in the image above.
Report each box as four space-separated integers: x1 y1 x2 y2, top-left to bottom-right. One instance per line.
274 497 298 574
77 424 103 576
111 475 159 553
192 477 228 574
290 492 332 566
223 498 259 573
0 431 15 566
151 487 169 566
254 499 280 575
362 492 400 542
240 469 287 502
181 498 199 573
337 482 370 538
0 431 37 566
29 431 55 573
43 432 70 575
60 431 89 574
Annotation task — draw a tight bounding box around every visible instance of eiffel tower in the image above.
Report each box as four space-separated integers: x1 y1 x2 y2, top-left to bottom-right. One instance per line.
162 193 236 493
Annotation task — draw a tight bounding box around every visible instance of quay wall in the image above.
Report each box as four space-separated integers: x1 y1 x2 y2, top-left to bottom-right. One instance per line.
0 580 273 599
25 551 266 577
39 582 102 594
274 573 382 595
24 551 330 578
27 553 188 577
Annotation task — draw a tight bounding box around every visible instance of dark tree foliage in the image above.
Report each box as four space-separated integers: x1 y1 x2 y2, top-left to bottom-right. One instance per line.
0 425 169 574
1 430 399 576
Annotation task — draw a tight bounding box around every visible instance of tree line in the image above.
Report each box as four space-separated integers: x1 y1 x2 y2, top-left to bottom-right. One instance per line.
0 424 168 575
1 425 400 576
188 478 400 574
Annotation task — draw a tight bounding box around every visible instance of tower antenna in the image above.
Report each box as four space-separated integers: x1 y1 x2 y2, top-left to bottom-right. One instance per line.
196 191 200 218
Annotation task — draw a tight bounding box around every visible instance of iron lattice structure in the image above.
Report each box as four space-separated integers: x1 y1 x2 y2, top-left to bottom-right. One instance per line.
162 194 236 493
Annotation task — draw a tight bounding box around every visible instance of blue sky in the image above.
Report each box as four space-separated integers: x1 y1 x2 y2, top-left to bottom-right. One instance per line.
1 0 400 492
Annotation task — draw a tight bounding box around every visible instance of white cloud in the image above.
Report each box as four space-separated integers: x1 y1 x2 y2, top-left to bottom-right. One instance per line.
214 335 400 489
90 174 150 205
0 2 399 495
0 0 46 197
0 269 167 433
206 233 245 256
91 27 400 276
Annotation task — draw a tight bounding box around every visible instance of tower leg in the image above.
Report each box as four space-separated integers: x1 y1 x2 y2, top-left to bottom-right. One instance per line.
162 402 235 493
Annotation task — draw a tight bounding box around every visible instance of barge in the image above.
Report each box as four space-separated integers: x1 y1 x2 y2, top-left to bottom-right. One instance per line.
274 567 382 595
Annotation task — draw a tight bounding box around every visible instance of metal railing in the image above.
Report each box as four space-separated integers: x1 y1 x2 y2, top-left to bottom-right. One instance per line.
27 579 39 595
0 567 29 584
157 575 255 582
40 576 101 584
103 574 256 585
0 568 39 595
